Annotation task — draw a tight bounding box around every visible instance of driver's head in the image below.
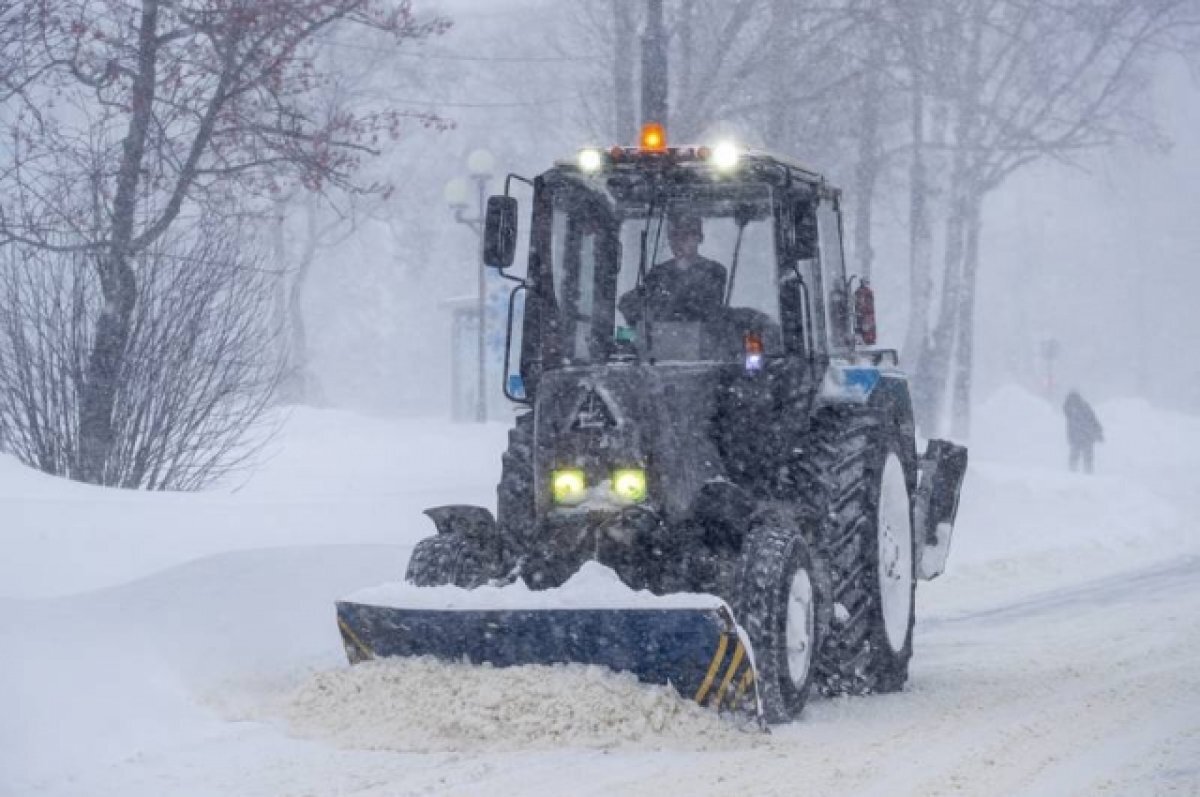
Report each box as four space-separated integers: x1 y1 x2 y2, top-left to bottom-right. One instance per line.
667 213 703 260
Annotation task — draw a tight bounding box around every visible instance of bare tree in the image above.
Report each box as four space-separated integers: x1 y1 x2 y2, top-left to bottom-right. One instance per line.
0 218 281 489
0 0 448 485
900 0 1199 437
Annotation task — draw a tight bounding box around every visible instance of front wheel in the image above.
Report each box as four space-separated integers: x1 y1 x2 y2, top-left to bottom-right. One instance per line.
734 513 829 723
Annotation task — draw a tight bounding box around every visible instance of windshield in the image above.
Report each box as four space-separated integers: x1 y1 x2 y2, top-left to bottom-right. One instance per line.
546 181 780 365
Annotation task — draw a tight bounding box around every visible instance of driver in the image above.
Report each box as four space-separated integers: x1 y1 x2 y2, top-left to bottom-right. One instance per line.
619 213 727 325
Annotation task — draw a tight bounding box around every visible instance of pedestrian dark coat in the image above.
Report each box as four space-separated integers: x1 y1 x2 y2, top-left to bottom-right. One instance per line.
1063 391 1103 446
1063 390 1103 473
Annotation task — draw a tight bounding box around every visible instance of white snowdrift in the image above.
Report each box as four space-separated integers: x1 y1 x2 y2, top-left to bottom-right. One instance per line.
0 406 512 600
286 657 757 753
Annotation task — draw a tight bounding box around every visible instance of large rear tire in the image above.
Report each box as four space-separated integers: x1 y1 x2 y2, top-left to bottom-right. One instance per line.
733 510 828 723
797 408 917 695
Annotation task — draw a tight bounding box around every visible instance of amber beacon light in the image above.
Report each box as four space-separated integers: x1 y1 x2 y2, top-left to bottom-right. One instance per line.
640 122 667 152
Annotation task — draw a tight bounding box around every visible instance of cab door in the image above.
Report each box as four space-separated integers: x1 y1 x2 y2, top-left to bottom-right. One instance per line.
815 194 854 354
776 190 825 361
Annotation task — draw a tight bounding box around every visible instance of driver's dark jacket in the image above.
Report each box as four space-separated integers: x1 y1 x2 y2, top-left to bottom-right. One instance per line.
618 257 727 325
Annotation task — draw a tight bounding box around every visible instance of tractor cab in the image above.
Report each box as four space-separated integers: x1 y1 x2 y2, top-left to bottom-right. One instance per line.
486 127 874 404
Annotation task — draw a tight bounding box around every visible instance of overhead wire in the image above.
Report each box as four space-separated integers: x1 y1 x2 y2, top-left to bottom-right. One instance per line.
360 95 586 108
320 40 602 63
317 38 597 108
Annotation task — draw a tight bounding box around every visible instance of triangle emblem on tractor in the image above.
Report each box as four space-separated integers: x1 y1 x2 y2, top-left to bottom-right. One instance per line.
570 387 617 431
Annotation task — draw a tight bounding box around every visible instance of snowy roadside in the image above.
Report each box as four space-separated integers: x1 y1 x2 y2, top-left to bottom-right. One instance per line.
2 388 1198 796
0 407 514 600
923 388 1200 617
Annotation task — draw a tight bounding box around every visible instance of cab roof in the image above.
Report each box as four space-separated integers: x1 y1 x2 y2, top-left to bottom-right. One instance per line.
549 145 841 202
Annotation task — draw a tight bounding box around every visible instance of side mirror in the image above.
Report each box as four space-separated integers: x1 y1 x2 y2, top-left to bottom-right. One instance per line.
483 195 518 270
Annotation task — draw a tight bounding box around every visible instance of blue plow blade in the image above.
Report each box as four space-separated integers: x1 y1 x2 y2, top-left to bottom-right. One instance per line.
335 601 761 719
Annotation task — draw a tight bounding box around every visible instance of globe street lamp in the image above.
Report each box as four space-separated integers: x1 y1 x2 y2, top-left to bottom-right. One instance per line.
444 148 495 422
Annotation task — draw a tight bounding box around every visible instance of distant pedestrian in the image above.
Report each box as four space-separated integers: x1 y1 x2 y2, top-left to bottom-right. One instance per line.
1063 390 1104 474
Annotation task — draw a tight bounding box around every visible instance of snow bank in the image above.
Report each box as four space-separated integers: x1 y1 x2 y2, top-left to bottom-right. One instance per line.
234 406 512 499
345 560 724 610
971 384 1064 468
923 385 1199 615
0 407 511 599
285 657 757 753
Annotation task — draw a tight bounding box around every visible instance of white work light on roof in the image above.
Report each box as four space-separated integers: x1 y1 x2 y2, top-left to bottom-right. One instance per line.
578 148 604 173
712 140 740 170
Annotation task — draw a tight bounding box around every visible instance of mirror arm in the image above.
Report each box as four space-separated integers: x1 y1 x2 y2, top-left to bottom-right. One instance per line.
504 173 534 196
502 283 532 404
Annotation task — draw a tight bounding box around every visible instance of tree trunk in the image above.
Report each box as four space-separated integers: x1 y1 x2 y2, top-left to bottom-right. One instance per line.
78 0 160 484
913 188 965 436
291 196 322 404
911 1 985 437
611 0 637 141
902 17 936 431
902 94 934 357
764 0 794 148
950 191 983 440
676 0 696 139
285 265 314 401
852 37 885 281
274 194 324 405
272 196 291 400
640 0 668 127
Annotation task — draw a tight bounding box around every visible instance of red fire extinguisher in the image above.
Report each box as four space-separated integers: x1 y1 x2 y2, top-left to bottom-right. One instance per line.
854 279 877 346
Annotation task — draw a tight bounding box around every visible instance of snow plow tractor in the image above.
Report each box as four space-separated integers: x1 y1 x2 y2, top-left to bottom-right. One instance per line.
336 127 967 724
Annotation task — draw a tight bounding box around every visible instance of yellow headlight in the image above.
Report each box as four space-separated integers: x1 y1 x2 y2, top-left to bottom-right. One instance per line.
611 468 647 503
552 468 587 505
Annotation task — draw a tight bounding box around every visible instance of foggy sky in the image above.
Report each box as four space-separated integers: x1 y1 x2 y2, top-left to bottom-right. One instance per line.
305 0 1200 419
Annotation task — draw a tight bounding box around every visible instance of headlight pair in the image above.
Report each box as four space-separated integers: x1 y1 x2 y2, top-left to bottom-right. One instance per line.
551 467 647 505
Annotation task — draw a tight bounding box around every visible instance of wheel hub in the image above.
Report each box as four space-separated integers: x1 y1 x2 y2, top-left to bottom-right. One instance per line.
878 453 914 653
785 569 815 686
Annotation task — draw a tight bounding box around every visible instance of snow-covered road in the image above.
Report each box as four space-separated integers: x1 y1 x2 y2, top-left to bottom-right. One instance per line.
3 392 1198 796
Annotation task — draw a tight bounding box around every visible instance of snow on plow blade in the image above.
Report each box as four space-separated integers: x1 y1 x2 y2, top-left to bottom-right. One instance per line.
335 600 760 717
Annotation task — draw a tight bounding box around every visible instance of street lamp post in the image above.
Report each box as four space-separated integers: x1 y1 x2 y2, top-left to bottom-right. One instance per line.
444 148 495 422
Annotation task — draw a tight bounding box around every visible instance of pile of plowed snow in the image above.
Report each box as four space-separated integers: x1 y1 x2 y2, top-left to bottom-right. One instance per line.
285 657 759 752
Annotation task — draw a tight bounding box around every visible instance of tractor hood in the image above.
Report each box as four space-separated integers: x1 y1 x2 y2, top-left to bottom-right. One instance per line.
532 364 730 521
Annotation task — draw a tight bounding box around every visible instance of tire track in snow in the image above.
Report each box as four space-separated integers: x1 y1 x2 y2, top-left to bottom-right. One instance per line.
595 551 1200 797
822 553 1200 796
926 555 1200 628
